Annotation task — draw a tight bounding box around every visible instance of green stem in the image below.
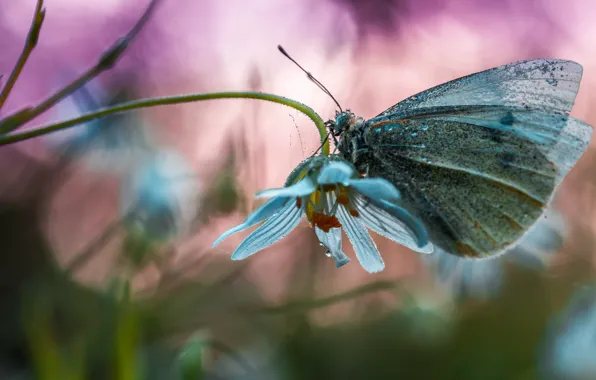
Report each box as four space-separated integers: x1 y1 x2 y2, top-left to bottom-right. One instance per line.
0 91 330 155
0 0 162 133
247 280 400 315
0 0 45 109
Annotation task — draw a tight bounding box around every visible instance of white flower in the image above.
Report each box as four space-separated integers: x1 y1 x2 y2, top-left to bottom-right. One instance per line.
213 155 431 273
48 76 154 173
120 149 199 242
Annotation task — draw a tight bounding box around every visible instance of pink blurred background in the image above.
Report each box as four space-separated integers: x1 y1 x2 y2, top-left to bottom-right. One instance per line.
1 0 596 309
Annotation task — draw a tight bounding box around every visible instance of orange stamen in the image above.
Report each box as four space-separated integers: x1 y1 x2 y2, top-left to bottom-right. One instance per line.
349 209 359 217
336 194 350 205
295 197 302 209
311 212 342 233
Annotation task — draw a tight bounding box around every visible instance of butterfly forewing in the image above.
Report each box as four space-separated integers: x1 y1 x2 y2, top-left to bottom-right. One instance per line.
378 59 582 118
369 105 591 181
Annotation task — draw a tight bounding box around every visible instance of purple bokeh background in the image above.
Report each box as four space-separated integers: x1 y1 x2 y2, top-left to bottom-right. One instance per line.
1 0 596 304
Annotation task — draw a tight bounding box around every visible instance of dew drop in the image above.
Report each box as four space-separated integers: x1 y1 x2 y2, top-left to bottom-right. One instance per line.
411 132 418 137
546 78 558 86
325 249 332 257
422 125 429 131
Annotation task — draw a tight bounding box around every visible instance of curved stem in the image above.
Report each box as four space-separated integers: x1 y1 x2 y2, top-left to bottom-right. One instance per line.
0 91 330 155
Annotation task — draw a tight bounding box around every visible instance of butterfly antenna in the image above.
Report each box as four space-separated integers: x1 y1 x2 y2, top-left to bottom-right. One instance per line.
278 45 343 112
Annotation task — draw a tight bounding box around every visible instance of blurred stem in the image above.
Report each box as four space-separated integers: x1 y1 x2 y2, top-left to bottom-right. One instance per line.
0 0 45 109
0 92 330 155
115 302 139 380
250 280 400 315
0 0 162 133
64 217 123 275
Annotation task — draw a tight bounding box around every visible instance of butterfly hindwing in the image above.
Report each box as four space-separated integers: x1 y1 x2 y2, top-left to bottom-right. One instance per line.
364 106 590 257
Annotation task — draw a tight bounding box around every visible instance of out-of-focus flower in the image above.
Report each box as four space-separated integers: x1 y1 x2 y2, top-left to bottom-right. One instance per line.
424 209 566 300
120 149 200 244
213 155 431 273
540 285 596 380
208 340 281 380
48 75 154 173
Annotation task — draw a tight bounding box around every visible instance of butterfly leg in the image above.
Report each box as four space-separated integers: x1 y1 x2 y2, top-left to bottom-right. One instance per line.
330 133 340 152
352 148 369 162
350 136 369 160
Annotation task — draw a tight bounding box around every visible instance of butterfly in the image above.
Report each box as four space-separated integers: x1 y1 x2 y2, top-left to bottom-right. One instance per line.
322 58 592 259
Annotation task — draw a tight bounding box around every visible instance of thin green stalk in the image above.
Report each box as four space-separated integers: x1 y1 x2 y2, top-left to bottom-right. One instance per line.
247 280 400 315
0 91 330 155
0 0 162 133
0 0 45 109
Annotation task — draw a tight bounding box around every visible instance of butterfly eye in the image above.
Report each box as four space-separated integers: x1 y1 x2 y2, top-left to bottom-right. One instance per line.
332 123 344 136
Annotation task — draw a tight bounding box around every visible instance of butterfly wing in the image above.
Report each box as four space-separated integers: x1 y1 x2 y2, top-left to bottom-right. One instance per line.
359 58 591 258
364 106 591 257
424 209 563 300
377 59 583 117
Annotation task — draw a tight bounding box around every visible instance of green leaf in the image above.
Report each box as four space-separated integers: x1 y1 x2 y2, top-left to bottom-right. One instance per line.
178 334 206 380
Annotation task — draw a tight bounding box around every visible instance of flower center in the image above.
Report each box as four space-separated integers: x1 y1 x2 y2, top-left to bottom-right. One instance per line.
311 213 341 233
296 184 360 232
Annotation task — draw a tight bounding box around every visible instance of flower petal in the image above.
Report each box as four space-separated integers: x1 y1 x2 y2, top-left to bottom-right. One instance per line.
255 177 316 199
231 201 303 260
48 77 154 173
315 227 350 268
347 178 400 201
121 150 199 241
212 197 289 247
336 206 384 273
354 196 431 253
317 161 355 185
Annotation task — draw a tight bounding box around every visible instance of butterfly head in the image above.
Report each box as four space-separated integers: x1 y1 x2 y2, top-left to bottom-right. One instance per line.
332 110 352 135
324 110 370 173
327 110 361 136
